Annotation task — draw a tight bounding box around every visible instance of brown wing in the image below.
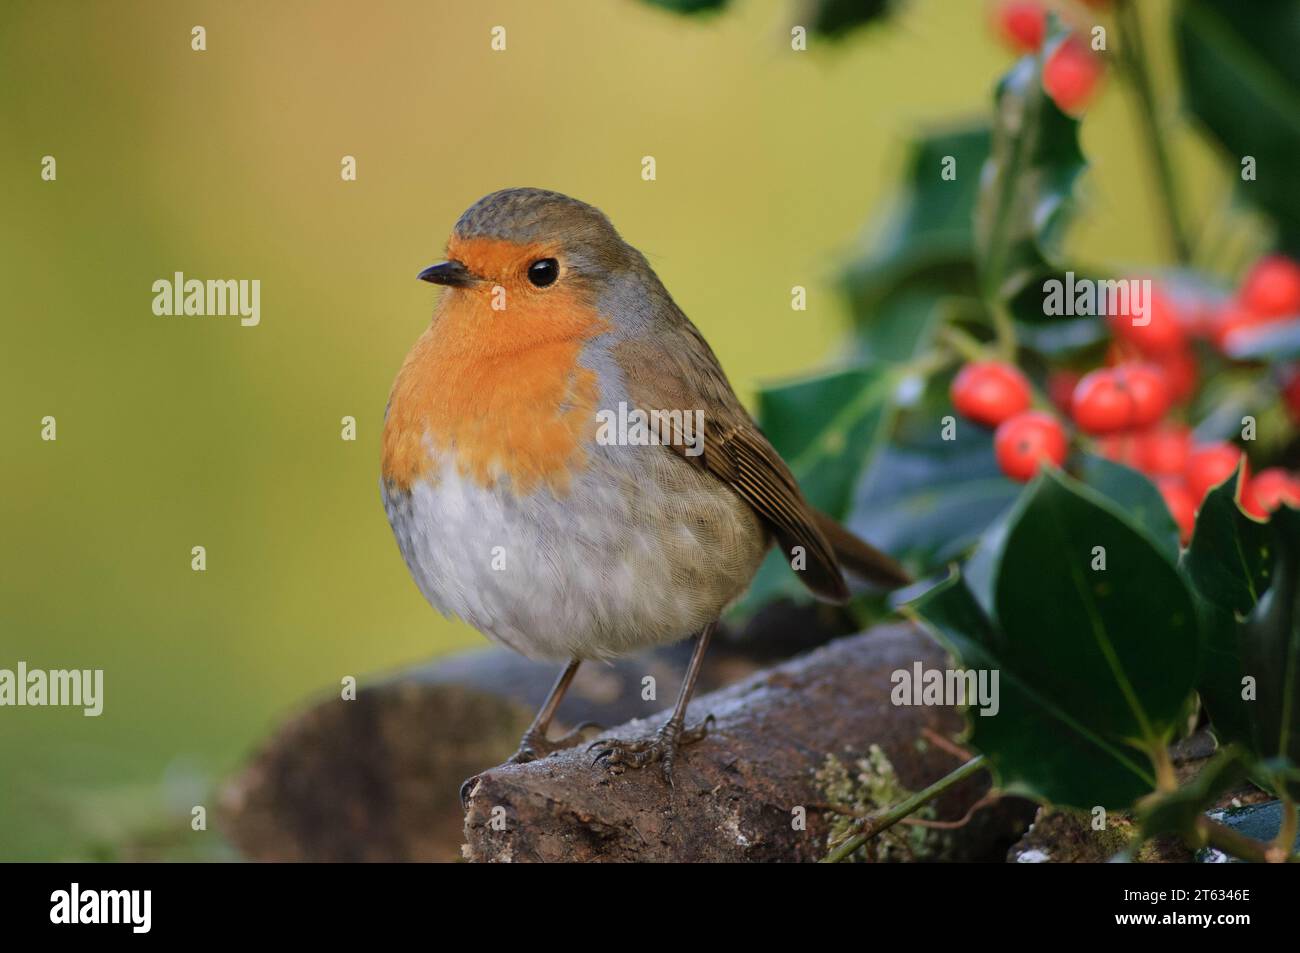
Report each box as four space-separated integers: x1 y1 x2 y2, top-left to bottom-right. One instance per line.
696 416 852 601
614 315 882 603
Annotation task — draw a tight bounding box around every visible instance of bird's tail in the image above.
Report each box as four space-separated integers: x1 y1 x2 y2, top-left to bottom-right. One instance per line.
813 509 912 590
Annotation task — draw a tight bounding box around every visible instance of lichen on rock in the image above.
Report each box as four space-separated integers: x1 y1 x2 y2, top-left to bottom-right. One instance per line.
816 745 947 862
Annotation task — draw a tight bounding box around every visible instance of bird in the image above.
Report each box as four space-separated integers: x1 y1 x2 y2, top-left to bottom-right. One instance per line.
381 188 910 786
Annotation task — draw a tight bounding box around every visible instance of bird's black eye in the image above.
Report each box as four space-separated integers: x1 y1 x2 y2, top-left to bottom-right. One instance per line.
527 258 559 288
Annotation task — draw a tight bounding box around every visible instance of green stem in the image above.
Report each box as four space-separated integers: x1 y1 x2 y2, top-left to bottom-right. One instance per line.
899 346 960 382
938 325 992 364
1115 0 1192 263
990 302 1017 363
821 755 987 863
1149 742 1178 793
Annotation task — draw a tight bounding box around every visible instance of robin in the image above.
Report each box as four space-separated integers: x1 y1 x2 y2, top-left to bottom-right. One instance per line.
382 188 909 784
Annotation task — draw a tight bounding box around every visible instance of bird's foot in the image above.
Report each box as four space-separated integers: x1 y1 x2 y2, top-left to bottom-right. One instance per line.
508 721 603 765
460 721 605 810
589 714 716 785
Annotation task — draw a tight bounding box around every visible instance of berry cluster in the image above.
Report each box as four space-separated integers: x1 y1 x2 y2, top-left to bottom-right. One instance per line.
950 253 1300 542
951 361 1067 483
993 0 1106 114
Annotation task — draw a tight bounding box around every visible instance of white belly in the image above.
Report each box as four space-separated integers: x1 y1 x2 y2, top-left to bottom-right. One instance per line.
381 451 767 661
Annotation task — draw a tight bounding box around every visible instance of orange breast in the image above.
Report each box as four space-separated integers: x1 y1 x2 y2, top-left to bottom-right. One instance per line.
382 279 611 496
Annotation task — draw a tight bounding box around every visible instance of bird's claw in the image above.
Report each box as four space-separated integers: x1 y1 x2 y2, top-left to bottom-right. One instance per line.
508 720 604 765
459 721 605 812
588 714 715 785
459 775 480 811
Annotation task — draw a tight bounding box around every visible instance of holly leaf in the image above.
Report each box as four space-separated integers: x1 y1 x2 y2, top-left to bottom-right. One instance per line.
1175 0 1300 254
842 125 990 359
852 289 956 363
1077 454 1182 562
755 365 897 517
975 29 1087 324
1180 468 1300 795
641 0 728 13
908 468 1201 808
807 0 897 38
641 0 900 37
847 417 1018 577
1179 468 1271 755
844 351 1023 579
1239 506 1300 794
1222 316 1300 362
1181 467 1272 619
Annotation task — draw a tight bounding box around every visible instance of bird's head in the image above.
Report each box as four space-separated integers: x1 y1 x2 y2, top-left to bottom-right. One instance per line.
418 188 644 313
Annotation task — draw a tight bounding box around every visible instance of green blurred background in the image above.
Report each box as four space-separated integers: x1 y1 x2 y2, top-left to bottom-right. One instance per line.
0 0 1216 859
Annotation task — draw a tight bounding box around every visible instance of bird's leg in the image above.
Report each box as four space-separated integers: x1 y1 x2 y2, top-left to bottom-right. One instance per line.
509 658 601 764
590 621 718 785
462 659 601 810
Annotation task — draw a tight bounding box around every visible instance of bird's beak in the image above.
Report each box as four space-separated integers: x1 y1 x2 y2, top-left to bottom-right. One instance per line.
417 260 478 287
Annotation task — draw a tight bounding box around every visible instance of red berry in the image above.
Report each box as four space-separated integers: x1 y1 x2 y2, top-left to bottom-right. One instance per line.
1043 35 1104 114
1156 477 1197 544
1097 433 1137 466
1283 366 1300 425
1240 484 1265 519
1133 424 1191 477
1071 369 1132 434
995 411 1069 482
1241 255 1300 318
1107 287 1186 356
1185 443 1248 505
995 0 1046 53
1244 468 1300 517
1047 369 1081 416
951 360 1032 427
1153 348 1198 404
1114 364 1169 428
